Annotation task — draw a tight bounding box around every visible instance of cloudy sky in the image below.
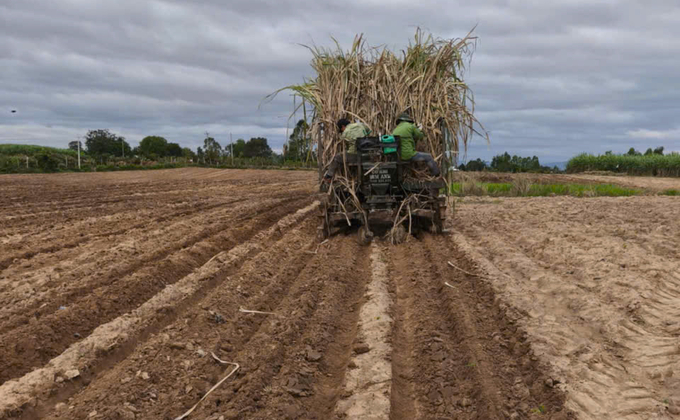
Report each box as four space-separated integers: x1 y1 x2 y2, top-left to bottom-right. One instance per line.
1 0 679 163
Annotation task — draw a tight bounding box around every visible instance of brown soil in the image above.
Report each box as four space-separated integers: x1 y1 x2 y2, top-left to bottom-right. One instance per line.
0 168 576 420
453 171 680 193
454 195 680 419
567 174 680 192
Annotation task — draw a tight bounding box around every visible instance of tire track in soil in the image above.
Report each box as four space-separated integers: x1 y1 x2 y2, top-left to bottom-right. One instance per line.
38 227 366 420
1 200 317 419
334 243 393 419
247 236 371 420
0 196 312 386
388 234 573 420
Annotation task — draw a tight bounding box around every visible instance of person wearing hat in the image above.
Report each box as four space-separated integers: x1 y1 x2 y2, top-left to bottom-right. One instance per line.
323 118 371 182
391 112 440 177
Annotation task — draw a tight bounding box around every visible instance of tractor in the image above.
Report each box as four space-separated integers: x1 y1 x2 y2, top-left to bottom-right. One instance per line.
317 134 447 244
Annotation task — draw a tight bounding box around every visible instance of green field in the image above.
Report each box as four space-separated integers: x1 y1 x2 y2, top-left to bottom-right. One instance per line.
451 182 641 197
567 153 680 177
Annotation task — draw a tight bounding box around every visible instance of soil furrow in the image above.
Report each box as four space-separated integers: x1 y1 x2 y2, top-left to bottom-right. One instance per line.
0 196 312 385
0 195 301 332
389 234 571 419
0 199 317 419
0 188 310 273
38 227 360 420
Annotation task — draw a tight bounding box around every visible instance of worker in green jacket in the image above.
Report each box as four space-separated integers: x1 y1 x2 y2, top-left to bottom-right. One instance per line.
324 118 370 180
392 113 440 177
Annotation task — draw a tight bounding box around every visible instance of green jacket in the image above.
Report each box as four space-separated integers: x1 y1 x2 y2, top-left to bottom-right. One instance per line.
392 121 423 160
341 122 370 153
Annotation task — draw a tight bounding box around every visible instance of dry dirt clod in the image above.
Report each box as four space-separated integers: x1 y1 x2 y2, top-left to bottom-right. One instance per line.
305 348 322 362
116 408 136 420
64 369 80 380
353 343 370 354
169 342 186 350
123 403 138 413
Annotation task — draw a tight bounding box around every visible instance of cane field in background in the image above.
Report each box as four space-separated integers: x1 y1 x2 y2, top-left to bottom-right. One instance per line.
568 152 680 177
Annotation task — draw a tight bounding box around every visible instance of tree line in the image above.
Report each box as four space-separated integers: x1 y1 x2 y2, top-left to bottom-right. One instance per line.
459 152 561 173
74 126 312 165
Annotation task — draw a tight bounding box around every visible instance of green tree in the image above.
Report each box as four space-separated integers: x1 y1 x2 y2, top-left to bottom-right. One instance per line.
461 158 487 171
490 152 549 173
166 142 182 157
645 148 654 156
244 137 272 158
627 147 641 156
203 133 222 164
139 136 169 158
654 146 665 155
85 129 130 157
68 141 83 151
233 139 246 158
182 147 196 161
196 147 205 163
285 119 311 161
36 152 60 172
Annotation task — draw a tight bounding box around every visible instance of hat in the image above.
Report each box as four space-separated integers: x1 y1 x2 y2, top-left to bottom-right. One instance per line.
396 112 413 123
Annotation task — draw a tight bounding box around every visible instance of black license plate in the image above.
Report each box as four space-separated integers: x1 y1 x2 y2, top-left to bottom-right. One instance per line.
369 168 392 183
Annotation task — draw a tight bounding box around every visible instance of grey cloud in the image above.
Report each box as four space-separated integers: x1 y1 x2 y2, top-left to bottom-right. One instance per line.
1 0 680 162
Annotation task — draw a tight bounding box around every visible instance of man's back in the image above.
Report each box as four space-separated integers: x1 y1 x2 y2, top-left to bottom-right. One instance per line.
341 122 370 153
392 121 423 160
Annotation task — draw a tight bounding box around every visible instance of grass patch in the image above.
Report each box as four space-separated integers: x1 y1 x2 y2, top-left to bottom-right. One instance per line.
450 182 640 197
531 405 547 414
662 189 680 196
485 183 513 194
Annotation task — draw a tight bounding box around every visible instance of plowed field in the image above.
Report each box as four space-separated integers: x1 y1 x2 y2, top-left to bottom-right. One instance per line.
1 168 677 420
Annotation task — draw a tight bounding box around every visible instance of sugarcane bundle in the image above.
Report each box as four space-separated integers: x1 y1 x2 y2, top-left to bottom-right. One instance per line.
268 28 487 178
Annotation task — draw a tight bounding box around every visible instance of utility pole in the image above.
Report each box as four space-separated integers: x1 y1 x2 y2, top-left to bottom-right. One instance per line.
77 137 81 169
230 133 233 166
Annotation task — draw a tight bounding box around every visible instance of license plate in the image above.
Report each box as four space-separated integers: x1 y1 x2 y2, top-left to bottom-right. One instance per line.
369 168 391 183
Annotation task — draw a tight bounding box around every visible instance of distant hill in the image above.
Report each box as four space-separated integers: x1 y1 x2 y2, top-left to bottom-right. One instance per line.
544 161 567 170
